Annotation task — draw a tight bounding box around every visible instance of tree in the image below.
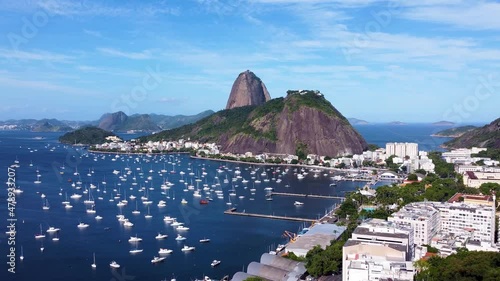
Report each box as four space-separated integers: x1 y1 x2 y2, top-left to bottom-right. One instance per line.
367 144 380 151
336 163 346 169
407 173 418 181
479 183 500 195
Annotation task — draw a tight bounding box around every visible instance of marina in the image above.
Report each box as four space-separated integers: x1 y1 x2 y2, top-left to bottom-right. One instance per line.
0 131 411 280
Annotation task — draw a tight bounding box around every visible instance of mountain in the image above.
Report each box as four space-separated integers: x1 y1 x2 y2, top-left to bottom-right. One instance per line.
443 118 500 148
225 70 271 110
144 90 368 157
32 119 73 132
433 121 455 126
431 125 477 138
388 121 407 125
59 126 117 145
149 110 215 130
97 111 129 131
96 111 214 132
348 118 369 125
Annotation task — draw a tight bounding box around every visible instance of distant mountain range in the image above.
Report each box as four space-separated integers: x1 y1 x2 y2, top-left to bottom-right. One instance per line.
0 110 214 132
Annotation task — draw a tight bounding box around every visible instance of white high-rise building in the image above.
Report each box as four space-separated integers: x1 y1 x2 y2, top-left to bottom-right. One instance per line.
386 142 419 159
389 202 440 246
388 201 496 246
343 219 416 281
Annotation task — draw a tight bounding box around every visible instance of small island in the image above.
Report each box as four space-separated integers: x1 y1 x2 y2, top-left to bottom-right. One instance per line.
432 120 455 126
388 121 407 125
59 126 119 145
431 125 477 138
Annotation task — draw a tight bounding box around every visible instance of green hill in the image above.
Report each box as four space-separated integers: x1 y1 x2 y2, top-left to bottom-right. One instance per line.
59 126 116 145
431 125 477 138
443 118 500 148
141 91 367 157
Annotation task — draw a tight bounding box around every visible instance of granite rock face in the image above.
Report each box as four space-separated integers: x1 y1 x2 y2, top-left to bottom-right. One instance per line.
98 111 128 131
222 104 367 157
225 70 271 109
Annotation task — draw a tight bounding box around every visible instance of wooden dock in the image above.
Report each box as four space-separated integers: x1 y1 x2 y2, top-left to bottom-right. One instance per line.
270 192 345 200
224 209 317 223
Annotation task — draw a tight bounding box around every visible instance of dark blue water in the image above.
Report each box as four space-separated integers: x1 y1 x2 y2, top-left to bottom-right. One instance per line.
0 125 452 280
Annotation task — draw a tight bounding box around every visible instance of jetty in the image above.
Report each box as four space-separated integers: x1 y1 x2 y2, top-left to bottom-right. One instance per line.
270 192 345 200
224 209 317 223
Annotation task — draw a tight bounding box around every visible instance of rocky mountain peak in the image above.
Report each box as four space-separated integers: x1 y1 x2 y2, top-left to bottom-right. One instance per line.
225 70 271 110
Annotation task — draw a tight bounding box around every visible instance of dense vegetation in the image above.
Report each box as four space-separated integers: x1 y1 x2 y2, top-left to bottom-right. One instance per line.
141 105 256 142
285 91 349 124
415 250 500 280
59 126 116 145
432 125 477 137
472 148 500 161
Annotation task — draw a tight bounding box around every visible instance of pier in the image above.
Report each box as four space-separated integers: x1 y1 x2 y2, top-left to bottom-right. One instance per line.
224 209 317 223
270 192 345 200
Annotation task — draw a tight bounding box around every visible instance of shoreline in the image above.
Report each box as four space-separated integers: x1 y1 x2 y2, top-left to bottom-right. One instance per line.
189 155 390 173
87 149 191 155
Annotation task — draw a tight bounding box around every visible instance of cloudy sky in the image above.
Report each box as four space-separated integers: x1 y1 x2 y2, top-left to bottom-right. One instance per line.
0 0 499 123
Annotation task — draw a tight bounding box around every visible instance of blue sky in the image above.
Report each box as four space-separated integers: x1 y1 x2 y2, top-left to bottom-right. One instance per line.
0 0 499 123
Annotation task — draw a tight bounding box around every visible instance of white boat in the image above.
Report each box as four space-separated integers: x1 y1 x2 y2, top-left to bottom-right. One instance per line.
163 216 174 222
46 226 60 233
91 252 96 268
123 220 134 227
181 198 188 204
176 225 189 231
64 203 73 209
158 248 173 254
151 256 166 264
181 245 195 251
294 201 304 206
70 193 82 199
171 220 183 227
199 238 210 243
128 235 143 242
95 215 103 220
35 224 45 239
175 234 186 241
20 246 24 261
129 248 143 254
211 260 221 267
155 233 168 240
77 222 89 228
109 261 120 268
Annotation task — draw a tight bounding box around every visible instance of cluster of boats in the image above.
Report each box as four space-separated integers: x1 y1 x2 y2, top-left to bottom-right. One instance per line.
14 145 345 279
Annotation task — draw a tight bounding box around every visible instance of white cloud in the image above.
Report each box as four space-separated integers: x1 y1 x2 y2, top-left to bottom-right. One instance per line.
83 29 102 38
401 2 500 30
96 48 154 60
0 49 73 62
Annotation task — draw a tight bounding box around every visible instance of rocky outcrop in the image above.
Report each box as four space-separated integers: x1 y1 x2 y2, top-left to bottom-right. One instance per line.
98 111 128 131
444 118 500 148
225 70 271 109
222 102 367 156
